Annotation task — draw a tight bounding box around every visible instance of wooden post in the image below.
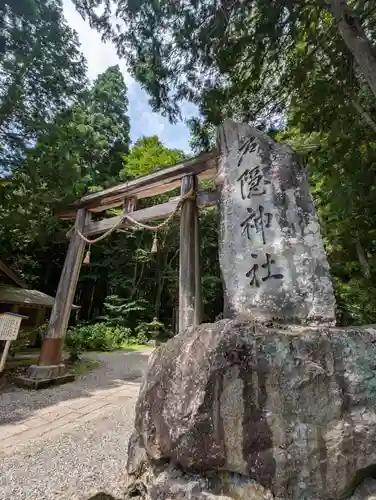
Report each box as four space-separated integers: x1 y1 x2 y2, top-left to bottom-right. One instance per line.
123 196 137 214
179 175 202 333
35 307 46 327
0 340 11 372
194 191 202 326
38 208 88 366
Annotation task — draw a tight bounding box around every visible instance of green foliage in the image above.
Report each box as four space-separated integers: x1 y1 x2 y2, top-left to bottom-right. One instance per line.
333 277 376 325
276 77 376 324
72 0 376 132
0 0 91 260
100 295 148 330
69 0 376 328
132 326 149 346
75 136 201 332
84 66 130 185
7 330 31 357
66 323 131 352
120 136 185 179
0 0 222 344
7 0 376 336
0 0 87 175
0 64 130 261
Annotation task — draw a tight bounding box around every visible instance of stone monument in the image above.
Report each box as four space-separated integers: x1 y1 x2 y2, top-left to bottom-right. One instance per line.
123 123 376 500
216 121 336 325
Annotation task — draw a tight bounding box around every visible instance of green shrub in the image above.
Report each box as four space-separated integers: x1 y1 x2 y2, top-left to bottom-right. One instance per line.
134 328 149 345
7 329 31 357
30 323 49 348
334 276 376 325
100 295 148 330
5 323 49 357
37 323 48 339
66 323 131 352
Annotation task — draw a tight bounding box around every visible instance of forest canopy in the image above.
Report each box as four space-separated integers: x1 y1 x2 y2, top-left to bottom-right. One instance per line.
1 0 376 334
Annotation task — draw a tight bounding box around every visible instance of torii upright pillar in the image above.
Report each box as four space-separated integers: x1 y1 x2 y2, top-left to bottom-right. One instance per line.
18 208 88 388
179 175 202 333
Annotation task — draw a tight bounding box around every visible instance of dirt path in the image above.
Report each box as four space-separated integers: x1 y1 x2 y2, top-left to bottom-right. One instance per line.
0 350 150 500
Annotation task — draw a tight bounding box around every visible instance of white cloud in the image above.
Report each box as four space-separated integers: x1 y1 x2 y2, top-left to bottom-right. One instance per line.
62 0 127 82
62 0 196 153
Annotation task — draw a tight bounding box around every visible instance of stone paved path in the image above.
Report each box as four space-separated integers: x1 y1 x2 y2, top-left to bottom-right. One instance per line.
0 350 151 500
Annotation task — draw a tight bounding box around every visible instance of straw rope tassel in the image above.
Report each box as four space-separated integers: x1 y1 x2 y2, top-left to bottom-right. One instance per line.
83 245 91 264
151 233 158 254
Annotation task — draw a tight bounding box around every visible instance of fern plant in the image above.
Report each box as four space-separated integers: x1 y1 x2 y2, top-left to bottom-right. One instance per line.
99 294 147 329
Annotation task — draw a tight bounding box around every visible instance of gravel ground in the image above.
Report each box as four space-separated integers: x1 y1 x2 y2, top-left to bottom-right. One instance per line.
0 350 151 500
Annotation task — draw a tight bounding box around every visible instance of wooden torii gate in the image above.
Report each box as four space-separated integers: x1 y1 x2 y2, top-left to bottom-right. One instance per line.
37 150 219 373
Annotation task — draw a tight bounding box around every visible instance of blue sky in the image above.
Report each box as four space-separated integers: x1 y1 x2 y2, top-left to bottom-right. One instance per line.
62 0 196 153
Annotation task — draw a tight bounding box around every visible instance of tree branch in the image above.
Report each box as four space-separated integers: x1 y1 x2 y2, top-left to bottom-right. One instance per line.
329 0 376 100
350 98 376 133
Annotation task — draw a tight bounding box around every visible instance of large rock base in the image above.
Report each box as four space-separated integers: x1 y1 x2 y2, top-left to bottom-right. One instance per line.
125 435 376 500
125 465 273 500
126 320 376 500
125 434 273 499
124 465 376 500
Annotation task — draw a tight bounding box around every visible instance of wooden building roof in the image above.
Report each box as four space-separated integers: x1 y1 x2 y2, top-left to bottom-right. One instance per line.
0 262 79 309
0 284 79 309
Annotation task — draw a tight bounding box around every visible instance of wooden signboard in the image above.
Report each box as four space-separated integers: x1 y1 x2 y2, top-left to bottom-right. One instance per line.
0 313 28 372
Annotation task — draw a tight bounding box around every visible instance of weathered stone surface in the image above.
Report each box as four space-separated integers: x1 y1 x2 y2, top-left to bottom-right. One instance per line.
27 363 66 379
348 479 376 500
127 431 149 478
125 459 273 500
145 469 232 500
134 319 376 500
216 121 335 325
124 469 376 500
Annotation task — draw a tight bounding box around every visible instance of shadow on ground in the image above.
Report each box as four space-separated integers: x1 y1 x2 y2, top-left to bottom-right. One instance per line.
87 494 122 500
0 350 151 426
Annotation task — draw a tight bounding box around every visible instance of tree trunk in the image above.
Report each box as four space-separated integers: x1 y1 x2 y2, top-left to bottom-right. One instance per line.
87 279 96 319
330 0 376 100
355 234 371 279
130 233 144 299
351 98 376 134
133 261 145 298
155 247 179 320
154 250 163 318
131 257 139 298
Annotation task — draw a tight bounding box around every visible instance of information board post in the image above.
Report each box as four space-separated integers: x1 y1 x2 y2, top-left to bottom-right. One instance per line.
0 313 28 373
0 340 11 372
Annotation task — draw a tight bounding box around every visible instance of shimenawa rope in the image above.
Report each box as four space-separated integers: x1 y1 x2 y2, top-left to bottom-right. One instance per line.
73 188 195 245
